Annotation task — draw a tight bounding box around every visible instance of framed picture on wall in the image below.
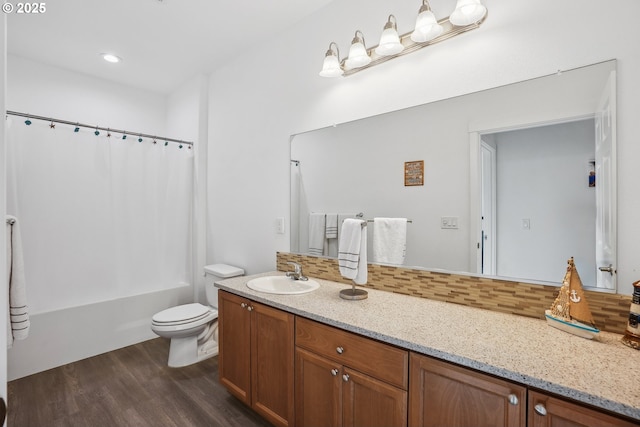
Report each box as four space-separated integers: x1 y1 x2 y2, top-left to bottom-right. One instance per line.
404 160 424 186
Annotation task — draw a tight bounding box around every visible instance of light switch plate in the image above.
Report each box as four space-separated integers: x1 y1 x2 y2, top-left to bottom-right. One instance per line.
441 216 459 229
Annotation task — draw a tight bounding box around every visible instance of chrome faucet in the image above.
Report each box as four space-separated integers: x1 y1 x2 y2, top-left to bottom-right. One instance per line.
285 262 308 281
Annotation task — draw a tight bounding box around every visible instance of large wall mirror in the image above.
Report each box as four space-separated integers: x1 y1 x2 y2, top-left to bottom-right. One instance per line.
290 60 617 291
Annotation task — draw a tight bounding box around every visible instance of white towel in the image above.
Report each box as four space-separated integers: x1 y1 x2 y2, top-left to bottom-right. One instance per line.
338 219 367 285
308 213 326 256
325 213 339 257
372 217 407 265
337 213 358 242
325 214 338 239
7 215 29 348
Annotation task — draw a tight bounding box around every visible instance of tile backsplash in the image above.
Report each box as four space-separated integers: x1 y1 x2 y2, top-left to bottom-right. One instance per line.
277 252 631 334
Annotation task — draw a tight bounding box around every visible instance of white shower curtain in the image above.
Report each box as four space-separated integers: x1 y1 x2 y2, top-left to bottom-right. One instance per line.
6 118 193 313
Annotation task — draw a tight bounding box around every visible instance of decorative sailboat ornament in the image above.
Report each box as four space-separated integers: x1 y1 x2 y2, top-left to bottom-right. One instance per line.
545 257 600 339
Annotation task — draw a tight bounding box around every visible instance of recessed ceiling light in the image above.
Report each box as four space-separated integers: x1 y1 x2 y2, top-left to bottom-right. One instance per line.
101 53 122 63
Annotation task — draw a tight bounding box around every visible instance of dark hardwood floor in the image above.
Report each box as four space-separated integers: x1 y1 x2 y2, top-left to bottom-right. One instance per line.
7 338 273 427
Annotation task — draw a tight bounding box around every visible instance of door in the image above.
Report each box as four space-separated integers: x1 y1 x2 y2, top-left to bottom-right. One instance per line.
218 291 251 404
295 347 342 427
409 353 525 427
251 302 295 427
595 70 616 290
342 367 407 427
528 391 636 427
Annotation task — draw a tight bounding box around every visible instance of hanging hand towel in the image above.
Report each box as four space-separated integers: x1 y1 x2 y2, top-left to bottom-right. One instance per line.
372 217 407 265
337 213 358 242
325 214 338 239
338 219 367 285
308 213 326 256
325 213 339 257
6 215 29 348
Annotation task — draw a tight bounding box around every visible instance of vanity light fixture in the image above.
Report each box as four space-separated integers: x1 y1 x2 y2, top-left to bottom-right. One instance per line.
319 0 487 77
411 0 444 43
375 15 404 56
449 0 487 26
345 31 372 70
319 42 344 77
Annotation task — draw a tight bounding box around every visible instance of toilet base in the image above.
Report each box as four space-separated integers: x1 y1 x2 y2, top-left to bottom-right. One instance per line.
167 335 219 368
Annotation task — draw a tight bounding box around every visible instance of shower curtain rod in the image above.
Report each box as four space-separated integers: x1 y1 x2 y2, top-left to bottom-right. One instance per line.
6 110 194 146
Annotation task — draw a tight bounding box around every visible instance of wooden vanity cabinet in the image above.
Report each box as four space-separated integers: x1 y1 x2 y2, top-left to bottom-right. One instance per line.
218 291 295 427
528 390 638 427
295 317 408 427
409 353 527 427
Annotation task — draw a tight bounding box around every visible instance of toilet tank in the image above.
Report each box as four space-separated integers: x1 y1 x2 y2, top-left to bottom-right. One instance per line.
203 264 245 308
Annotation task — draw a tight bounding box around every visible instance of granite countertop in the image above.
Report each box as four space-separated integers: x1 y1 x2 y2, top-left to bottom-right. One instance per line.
216 271 640 420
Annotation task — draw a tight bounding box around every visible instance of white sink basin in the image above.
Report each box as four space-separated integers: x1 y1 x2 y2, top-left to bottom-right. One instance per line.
246 276 320 295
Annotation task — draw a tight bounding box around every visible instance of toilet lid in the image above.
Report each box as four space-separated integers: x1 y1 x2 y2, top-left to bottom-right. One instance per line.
152 303 214 324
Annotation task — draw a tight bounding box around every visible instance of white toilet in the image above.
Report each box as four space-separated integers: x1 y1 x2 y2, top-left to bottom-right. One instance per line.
151 264 244 368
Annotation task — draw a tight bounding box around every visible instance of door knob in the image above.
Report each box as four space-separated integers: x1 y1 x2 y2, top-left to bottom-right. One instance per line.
534 404 547 416
599 264 614 275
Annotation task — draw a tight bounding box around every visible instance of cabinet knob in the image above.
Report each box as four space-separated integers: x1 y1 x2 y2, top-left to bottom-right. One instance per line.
534 403 547 416
247 306 254 312
240 303 247 308
508 394 519 406
342 374 349 382
330 369 339 376
336 346 344 354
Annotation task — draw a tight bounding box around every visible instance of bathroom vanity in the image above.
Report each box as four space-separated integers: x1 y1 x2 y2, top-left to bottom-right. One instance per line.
216 273 640 427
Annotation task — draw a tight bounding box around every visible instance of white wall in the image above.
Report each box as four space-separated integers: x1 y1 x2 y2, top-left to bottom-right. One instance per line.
495 120 596 284
5 55 195 380
207 0 640 296
8 56 166 132
166 74 210 304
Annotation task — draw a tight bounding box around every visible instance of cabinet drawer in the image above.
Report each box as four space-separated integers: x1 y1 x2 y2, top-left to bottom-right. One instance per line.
296 317 408 390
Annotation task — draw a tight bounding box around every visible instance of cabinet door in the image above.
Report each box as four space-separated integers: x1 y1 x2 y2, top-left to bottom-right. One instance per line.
409 353 525 427
295 347 342 427
528 390 638 427
251 302 295 427
342 367 408 427
218 291 251 405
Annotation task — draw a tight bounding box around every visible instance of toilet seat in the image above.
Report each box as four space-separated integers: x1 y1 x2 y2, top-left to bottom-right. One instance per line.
152 303 218 330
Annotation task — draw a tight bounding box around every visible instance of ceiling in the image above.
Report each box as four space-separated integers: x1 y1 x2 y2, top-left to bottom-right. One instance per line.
6 0 335 94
